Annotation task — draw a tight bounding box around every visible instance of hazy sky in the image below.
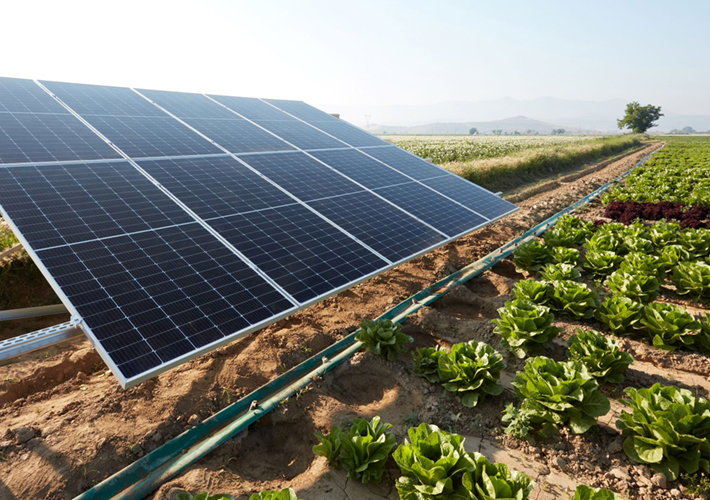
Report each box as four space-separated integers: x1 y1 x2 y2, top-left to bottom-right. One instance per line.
1 1 707 114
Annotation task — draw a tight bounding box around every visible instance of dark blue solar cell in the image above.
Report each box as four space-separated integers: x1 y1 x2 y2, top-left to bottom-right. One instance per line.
0 161 195 249
0 77 70 114
264 99 340 122
309 148 412 189
136 156 297 219
35 223 293 383
180 118 294 153
253 120 345 150
238 152 363 201
209 95 297 121
42 80 166 117
421 175 517 221
361 146 451 180
79 115 223 158
0 112 121 164
207 204 387 303
304 120 387 147
373 182 487 237
307 191 445 262
137 88 241 120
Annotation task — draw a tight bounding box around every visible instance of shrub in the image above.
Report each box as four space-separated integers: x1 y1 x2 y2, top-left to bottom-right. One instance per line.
573 485 623 500
492 299 560 358
539 263 582 282
595 295 644 336
619 252 666 280
551 246 581 266
547 280 601 320
437 341 505 407
249 490 301 500
507 357 610 438
671 261 710 300
511 279 550 305
604 269 660 303
640 302 701 351
513 240 552 273
582 249 622 276
567 329 634 384
314 416 396 484
411 346 446 383
617 383 710 481
356 319 412 361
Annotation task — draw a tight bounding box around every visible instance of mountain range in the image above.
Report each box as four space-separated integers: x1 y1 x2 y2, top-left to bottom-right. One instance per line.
320 97 710 134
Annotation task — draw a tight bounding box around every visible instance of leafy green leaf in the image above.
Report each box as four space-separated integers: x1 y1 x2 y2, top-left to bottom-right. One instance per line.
492 299 559 358
567 329 634 384
356 319 412 361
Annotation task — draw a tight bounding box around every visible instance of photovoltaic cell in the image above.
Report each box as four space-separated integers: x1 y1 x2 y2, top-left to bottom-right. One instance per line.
42 80 167 117
208 95 297 121
207 204 388 303
303 120 387 147
253 119 346 150
136 156 297 219
137 89 240 119
0 77 71 114
420 175 518 221
0 161 195 249
360 146 452 180
374 182 487 237
264 99 339 122
178 118 293 154
307 191 445 262
35 223 294 381
309 148 413 189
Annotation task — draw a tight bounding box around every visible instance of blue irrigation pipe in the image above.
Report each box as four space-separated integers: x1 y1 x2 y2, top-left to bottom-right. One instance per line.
74 145 661 500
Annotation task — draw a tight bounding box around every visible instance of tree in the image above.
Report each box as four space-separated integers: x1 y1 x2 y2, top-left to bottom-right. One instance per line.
617 102 663 133
468 127 478 135
681 126 696 134
551 128 566 135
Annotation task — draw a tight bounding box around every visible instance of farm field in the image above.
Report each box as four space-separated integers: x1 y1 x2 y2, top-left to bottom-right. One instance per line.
8 142 706 500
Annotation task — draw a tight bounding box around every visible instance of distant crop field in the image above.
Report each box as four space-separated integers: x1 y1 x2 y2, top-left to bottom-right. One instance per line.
379 134 611 164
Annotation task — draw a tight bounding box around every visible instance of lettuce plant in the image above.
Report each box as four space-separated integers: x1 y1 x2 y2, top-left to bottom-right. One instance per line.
619 252 666 280
544 227 579 248
248 490 301 500
356 319 412 361
658 244 693 268
696 315 710 354
393 423 477 499
679 228 710 257
648 220 680 248
513 240 552 273
595 295 643 336
468 452 535 500
315 417 396 484
671 261 710 300
551 246 581 266
507 357 610 437
640 302 701 351
582 249 622 276
617 383 710 481
492 299 559 358
567 329 634 384
547 280 601 320
511 279 550 305
437 341 505 407
573 485 622 500
539 263 582 282
587 231 625 254
411 346 446 383
621 225 654 254
604 269 660 303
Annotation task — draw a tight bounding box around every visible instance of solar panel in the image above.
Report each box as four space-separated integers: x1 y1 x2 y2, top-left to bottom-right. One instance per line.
0 77 518 388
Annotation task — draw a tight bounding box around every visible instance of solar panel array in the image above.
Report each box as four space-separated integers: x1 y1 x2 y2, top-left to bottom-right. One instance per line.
0 77 517 388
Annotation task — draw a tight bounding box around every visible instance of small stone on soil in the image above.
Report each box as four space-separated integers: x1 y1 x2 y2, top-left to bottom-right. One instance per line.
188 414 201 426
651 472 668 489
12 427 36 444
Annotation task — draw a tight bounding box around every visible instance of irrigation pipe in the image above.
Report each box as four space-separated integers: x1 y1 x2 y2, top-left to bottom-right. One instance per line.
74 144 662 500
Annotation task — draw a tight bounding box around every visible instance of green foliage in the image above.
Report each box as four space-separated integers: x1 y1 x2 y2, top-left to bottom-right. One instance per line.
314 417 396 484
586 231 625 254
510 279 550 305
0 225 18 251
393 423 535 500
621 224 654 254
248 489 300 500
513 240 551 273
507 357 610 438
679 229 710 258
547 280 601 320
649 220 680 248
437 341 506 408
176 493 235 500
617 383 710 481
582 249 622 276
356 319 412 361
502 403 533 440
640 302 701 351
492 299 559 358
658 244 693 268
697 316 710 354
551 247 581 266
573 484 622 500
671 261 710 300
567 329 634 384
543 227 578 248
539 263 581 282
617 101 663 133
411 346 446 383
604 269 660 303
595 295 643 336
619 252 665 280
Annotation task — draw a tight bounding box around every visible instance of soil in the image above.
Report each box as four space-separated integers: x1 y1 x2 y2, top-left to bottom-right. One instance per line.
4 143 700 500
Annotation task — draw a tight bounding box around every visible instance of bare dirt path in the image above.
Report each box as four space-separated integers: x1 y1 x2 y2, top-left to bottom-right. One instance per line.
0 143 672 500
